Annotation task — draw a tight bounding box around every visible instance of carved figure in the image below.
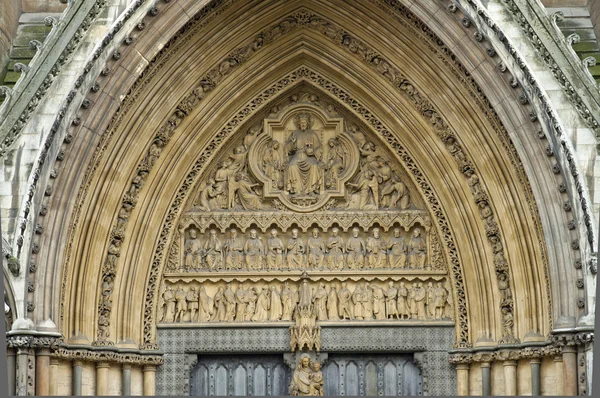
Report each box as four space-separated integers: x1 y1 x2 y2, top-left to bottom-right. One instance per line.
352 283 366 320
244 229 264 270
325 137 345 188
235 285 248 321
388 228 407 268
425 282 435 319
270 286 283 321
252 285 270 321
310 362 325 396
184 229 202 270
408 284 418 319
263 140 283 188
307 228 326 269
224 283 236 321
212 286 227 321
433 282 446 320
501 307 514 339
245 287 258 321
346 227 365 269
197 179 218 211
281 282 296 321
286 228 305 269
231 173 265 210
397 282 409 320
385 281 399 320
203 229 223 270
187 287 199 322
364 282 374 320
338 282 353 320
298 279 313 308
326 227 345 270
198 286 214 322
285 113 323 195
289 354 315 396
266 229 284 270
214 159 234 209
313 282 328 321
224 229 244 270
414 283 426 320
162 287 176 323
498 273 513 305
372 285 386 320
408 228 427 269
366 228 387 268
347 170 379 210
327 286 339 320
379 167 410 209
174 286 188 322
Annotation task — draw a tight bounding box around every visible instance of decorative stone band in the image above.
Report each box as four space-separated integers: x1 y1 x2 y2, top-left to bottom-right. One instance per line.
448 344 561 364
551 331 594 346
51 346 163 366
6 334 64 350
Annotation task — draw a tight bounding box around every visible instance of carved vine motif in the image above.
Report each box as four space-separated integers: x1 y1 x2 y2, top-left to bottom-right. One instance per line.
158 277 454 324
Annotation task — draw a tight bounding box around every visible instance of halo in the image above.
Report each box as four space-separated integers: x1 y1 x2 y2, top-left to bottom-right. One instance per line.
293 112 314 129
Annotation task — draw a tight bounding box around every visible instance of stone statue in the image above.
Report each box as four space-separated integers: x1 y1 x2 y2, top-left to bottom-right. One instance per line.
197 179 217 211
307 228 326 269
433 282 446 320
281 281 297 321
214 159 234 209
326 227 345 270
379 165 410 209
346 170 379 210
366 228 387 268
224 283 236 321
408 228 427 269
235 285 248 321
230 173 265 210
313 282 328 321
270 285 283 321
244 229 264 270
212 286 227 321
252 285 270 321
184 229 202 270
198 286 214 322
425 282 435 319
310 361 324 396
298 278 312 308
388 228 407 268
501 307 514 339
245 287 258 321
203 229 223 270
408 284 418 319
372 284 386 320
346 227 365 269
327 286 339 320
163 286 176 323
263 140 283 189
289 354 316 396
286 228 305 269
498 273 512 305
397 282 409 320
285 113 323 195
385 281 399 320
352 283 366 320
187 287 199 322
174 286 188 322
325 137 345 188
338 282 353 320
224 229 244 270
414 283 426 320
363 282 374 320
266 229 284 270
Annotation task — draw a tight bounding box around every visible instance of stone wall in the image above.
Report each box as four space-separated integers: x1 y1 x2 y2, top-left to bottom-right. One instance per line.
0 0 21 80
590 0 600 45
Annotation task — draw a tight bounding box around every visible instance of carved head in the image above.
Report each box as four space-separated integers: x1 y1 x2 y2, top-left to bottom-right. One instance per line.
189 229 197 239
230 229 237 237
210 229 217 238
250 229 257 238
291 228 299 238
372 228 380 238
413 228 421 237
393 228 401 237
428 282 433 287
352 227 360 237
271 140 280 150
312 361 321 371
400 282 405 287
312 228 319 238
437 282 443 288
341 282 347 288
389 281 394 287
300 354 310 368
270 229 278 237
332 227 339 236
294 113 314 131
328 138 338 148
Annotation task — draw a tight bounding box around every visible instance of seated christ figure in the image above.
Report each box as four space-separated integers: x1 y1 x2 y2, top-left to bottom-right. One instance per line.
285 113 323 195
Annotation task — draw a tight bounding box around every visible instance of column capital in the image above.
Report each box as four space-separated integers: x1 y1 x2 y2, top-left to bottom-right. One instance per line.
96 361 110 369
530 358 542 365
456 363 470 371
143 364 157 372
480 361 491 368
503 360 518 367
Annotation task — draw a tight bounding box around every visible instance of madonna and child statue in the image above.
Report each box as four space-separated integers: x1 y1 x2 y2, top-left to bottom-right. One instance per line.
285 113 324 196
289 354 325 396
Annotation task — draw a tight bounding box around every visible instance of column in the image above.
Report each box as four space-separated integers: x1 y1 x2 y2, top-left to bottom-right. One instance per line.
456 363 470 396
49 358 59 396
143 365 156 396
530 358 541 396
72 360 83 396
503 360 517 396
16 347 29 395
481 362 491 396
96 362 109 395
7 348 16 395
563 346 578 395
122 363 132 396
554 356 564 396
35 348 51 395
